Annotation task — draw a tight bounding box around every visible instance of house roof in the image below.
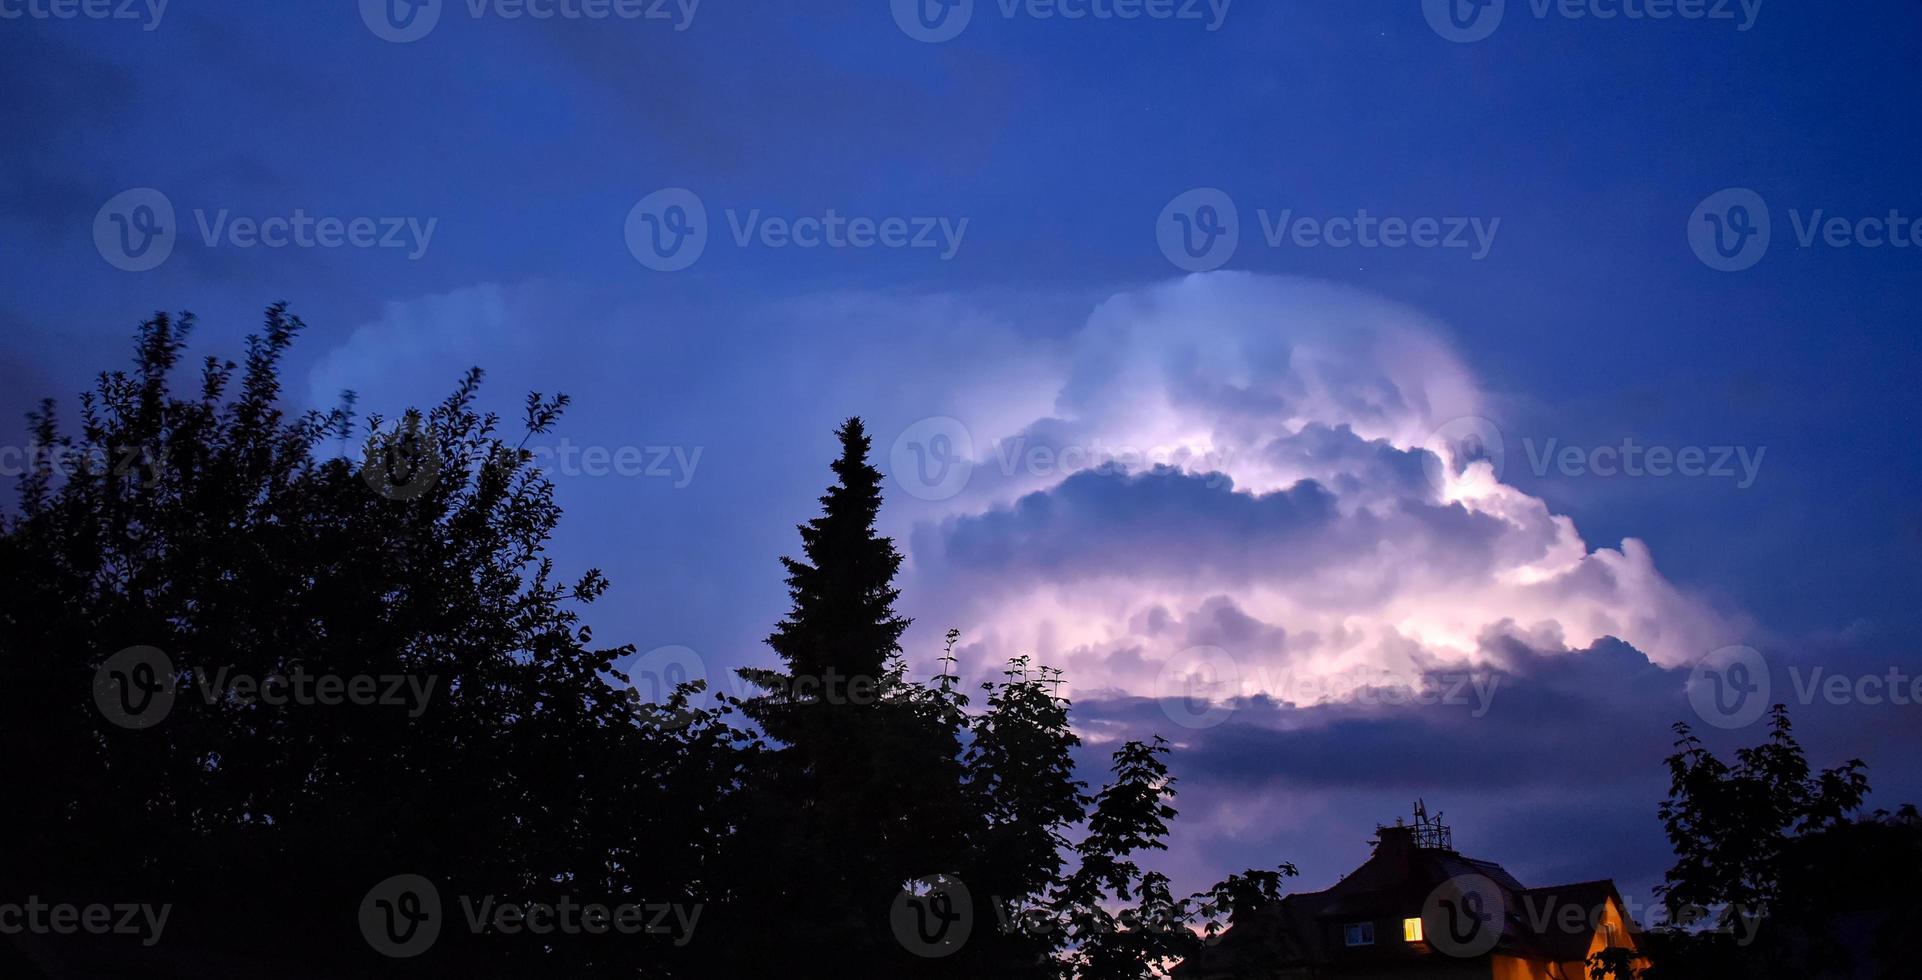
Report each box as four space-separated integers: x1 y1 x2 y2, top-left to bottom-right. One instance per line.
1510 879 1635 963
1175 828 1636 978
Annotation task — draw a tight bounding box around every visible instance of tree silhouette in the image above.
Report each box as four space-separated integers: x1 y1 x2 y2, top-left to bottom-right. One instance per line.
1056 738 1295 979
0 307 740 976
1649 705 1916 980
3 309 1288 978
716 419 967 976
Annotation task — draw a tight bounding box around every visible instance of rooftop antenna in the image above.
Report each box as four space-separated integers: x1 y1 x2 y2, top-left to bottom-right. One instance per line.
1411 799 1453 851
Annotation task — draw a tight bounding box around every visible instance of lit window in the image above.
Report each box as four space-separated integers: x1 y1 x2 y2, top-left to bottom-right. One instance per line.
1403 917 1424 942
1344 922 1375 946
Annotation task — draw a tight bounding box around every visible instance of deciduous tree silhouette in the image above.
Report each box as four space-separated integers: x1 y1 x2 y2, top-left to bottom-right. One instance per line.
1647 705 1917 980
0 307 741 977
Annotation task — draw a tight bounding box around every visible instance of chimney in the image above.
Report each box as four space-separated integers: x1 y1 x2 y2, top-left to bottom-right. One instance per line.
1374 823 1417 858
1376 802 1454 855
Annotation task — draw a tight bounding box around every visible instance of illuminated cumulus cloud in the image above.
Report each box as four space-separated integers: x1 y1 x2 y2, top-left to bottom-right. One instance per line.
897 272 1735 711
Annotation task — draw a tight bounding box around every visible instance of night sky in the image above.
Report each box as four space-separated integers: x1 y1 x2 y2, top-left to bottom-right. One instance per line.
5 0 1921 924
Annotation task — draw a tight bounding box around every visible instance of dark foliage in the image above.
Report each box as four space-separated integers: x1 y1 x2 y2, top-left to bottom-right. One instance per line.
1645 706 1918 980
2 308 1280 979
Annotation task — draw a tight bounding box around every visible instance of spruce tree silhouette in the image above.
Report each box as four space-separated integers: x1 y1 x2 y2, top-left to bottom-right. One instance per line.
763 417 908 688
718 423 1288 977
726 418 978 977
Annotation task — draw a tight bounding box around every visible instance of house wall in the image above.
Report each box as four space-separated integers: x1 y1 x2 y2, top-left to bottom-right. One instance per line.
1324 963 1493 980
1582 897 1651 975
1490 953 1587 980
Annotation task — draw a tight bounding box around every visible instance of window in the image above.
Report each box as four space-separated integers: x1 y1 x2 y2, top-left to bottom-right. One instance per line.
1344 922 1375 946
1403 916 1424 942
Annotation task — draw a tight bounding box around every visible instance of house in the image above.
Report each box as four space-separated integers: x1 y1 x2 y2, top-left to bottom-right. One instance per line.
1176 806 1649 979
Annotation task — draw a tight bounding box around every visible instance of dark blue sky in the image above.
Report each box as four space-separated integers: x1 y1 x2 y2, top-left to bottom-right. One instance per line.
6 0 1920 920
